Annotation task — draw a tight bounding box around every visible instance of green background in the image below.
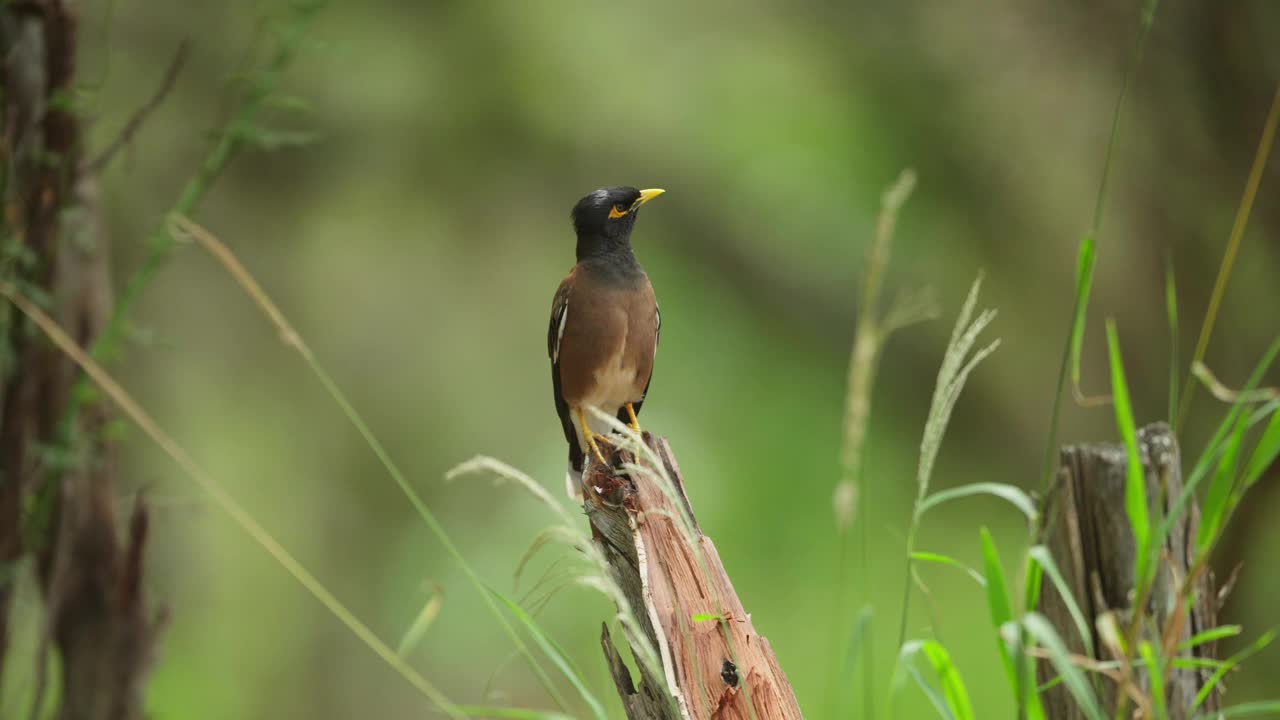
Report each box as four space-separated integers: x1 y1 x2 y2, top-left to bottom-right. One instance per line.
8 1 1280 717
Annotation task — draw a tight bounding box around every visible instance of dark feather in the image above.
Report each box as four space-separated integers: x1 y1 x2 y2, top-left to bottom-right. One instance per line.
549 274 582 472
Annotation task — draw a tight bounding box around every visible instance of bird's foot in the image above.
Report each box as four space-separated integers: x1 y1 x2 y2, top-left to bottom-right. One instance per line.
585 433 611 466
625 403 641 433
576 407 611 466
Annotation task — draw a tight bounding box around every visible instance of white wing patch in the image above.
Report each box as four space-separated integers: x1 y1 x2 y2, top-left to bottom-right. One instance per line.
655 306 661 356
553 301 569 363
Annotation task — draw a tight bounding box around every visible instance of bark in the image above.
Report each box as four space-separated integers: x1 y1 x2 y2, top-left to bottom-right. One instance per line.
1 2 165 718
1038 422 1219 719
584 434 803 720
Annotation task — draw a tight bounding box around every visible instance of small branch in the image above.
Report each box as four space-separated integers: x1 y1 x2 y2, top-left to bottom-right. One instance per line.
82 39 191 175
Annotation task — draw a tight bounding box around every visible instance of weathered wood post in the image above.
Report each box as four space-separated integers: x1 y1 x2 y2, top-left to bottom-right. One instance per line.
1038 422 1220 718
584 433 803 720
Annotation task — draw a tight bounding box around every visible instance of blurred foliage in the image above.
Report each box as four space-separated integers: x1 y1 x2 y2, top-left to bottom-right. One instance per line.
5 0 1280 717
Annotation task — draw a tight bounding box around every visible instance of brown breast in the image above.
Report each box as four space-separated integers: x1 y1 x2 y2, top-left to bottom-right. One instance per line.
557 267 657 409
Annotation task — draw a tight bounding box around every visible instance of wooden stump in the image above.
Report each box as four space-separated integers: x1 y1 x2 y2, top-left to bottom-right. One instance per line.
1039 422 1219 718
584 434 803 720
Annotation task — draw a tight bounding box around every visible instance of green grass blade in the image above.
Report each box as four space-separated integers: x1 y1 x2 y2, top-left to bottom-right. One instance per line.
455 707 577 720
1194 628 1277 712
897 641 973 720
1194 700 1280 719
1027 546 1094 657
488 586 607 720
1242 407 1280 489
1023 614 1106 720
1038 0 1161 496
1139 642 1169 720
1106 320 1151 589
905 664 955 720
1070 235 1097 391
1157 340 1280 552
979 531 1018 705
1023 552 1044 613
0 284 466 718
840 606 873 718
1179 84 1280 428
919 641 976 720
1178 625 1242 652
396 583 443 658
911 551 986 587
178 218 571 710
1198 409 1249 553
919 483 1037 523
845 605 873 668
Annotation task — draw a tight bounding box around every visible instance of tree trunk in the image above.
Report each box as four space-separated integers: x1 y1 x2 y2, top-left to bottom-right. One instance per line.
1 3 164 718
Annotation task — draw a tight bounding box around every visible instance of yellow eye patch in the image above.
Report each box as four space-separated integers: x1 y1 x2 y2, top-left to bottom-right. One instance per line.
608 203 631 219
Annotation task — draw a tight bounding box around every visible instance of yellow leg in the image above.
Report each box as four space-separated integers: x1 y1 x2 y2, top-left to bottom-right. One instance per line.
576 407 609 466
625 402 641 432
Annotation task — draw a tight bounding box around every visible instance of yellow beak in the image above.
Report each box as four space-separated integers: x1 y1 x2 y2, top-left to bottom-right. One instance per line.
636 188 666 206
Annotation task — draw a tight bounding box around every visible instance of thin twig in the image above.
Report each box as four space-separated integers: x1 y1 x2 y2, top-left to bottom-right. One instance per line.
82 39 191 174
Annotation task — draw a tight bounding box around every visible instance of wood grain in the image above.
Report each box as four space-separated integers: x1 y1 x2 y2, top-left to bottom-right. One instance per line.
585 434 803 720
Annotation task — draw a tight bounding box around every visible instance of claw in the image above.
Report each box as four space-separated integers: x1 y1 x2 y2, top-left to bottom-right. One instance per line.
625 402 641 433
576 407 609 466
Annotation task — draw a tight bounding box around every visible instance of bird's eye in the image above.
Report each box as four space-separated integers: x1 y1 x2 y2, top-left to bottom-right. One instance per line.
608 203 630 219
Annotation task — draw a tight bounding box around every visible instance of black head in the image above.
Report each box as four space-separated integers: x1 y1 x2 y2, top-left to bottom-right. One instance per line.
571 186 665 260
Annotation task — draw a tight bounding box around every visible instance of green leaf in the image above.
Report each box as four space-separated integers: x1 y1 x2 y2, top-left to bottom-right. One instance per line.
1023 614 1106 720
919 483 1037 523
1194 700 1280 719
1070 235 1097 388
911 551 986 587
1158 339 1280 559
919 642 975 720
1140 642 1169 720
1199 408 1249 552
842 605 873 692
1027 546 1094 657
488 587 607 720
905 664 954 720
691 613 723 622
1193 628 1277 712
898 640 974 720
1106 320 1151 590
1179 625 1243 652
1242 407 1280 489
979 532 1017 706
1022 551 1044 613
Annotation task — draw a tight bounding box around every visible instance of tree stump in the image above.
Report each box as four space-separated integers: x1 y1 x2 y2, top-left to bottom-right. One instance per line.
1039 422 1220 718
584 433 803 720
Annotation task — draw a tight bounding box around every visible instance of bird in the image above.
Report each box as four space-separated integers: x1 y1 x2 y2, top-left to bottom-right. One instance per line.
549 186 664 498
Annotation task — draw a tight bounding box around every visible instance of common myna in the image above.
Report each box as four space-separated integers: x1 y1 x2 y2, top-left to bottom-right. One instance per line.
549 186 665 495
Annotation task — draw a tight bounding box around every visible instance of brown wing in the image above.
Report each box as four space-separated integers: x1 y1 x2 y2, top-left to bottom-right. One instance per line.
548 268 583 472
616 275 660 422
